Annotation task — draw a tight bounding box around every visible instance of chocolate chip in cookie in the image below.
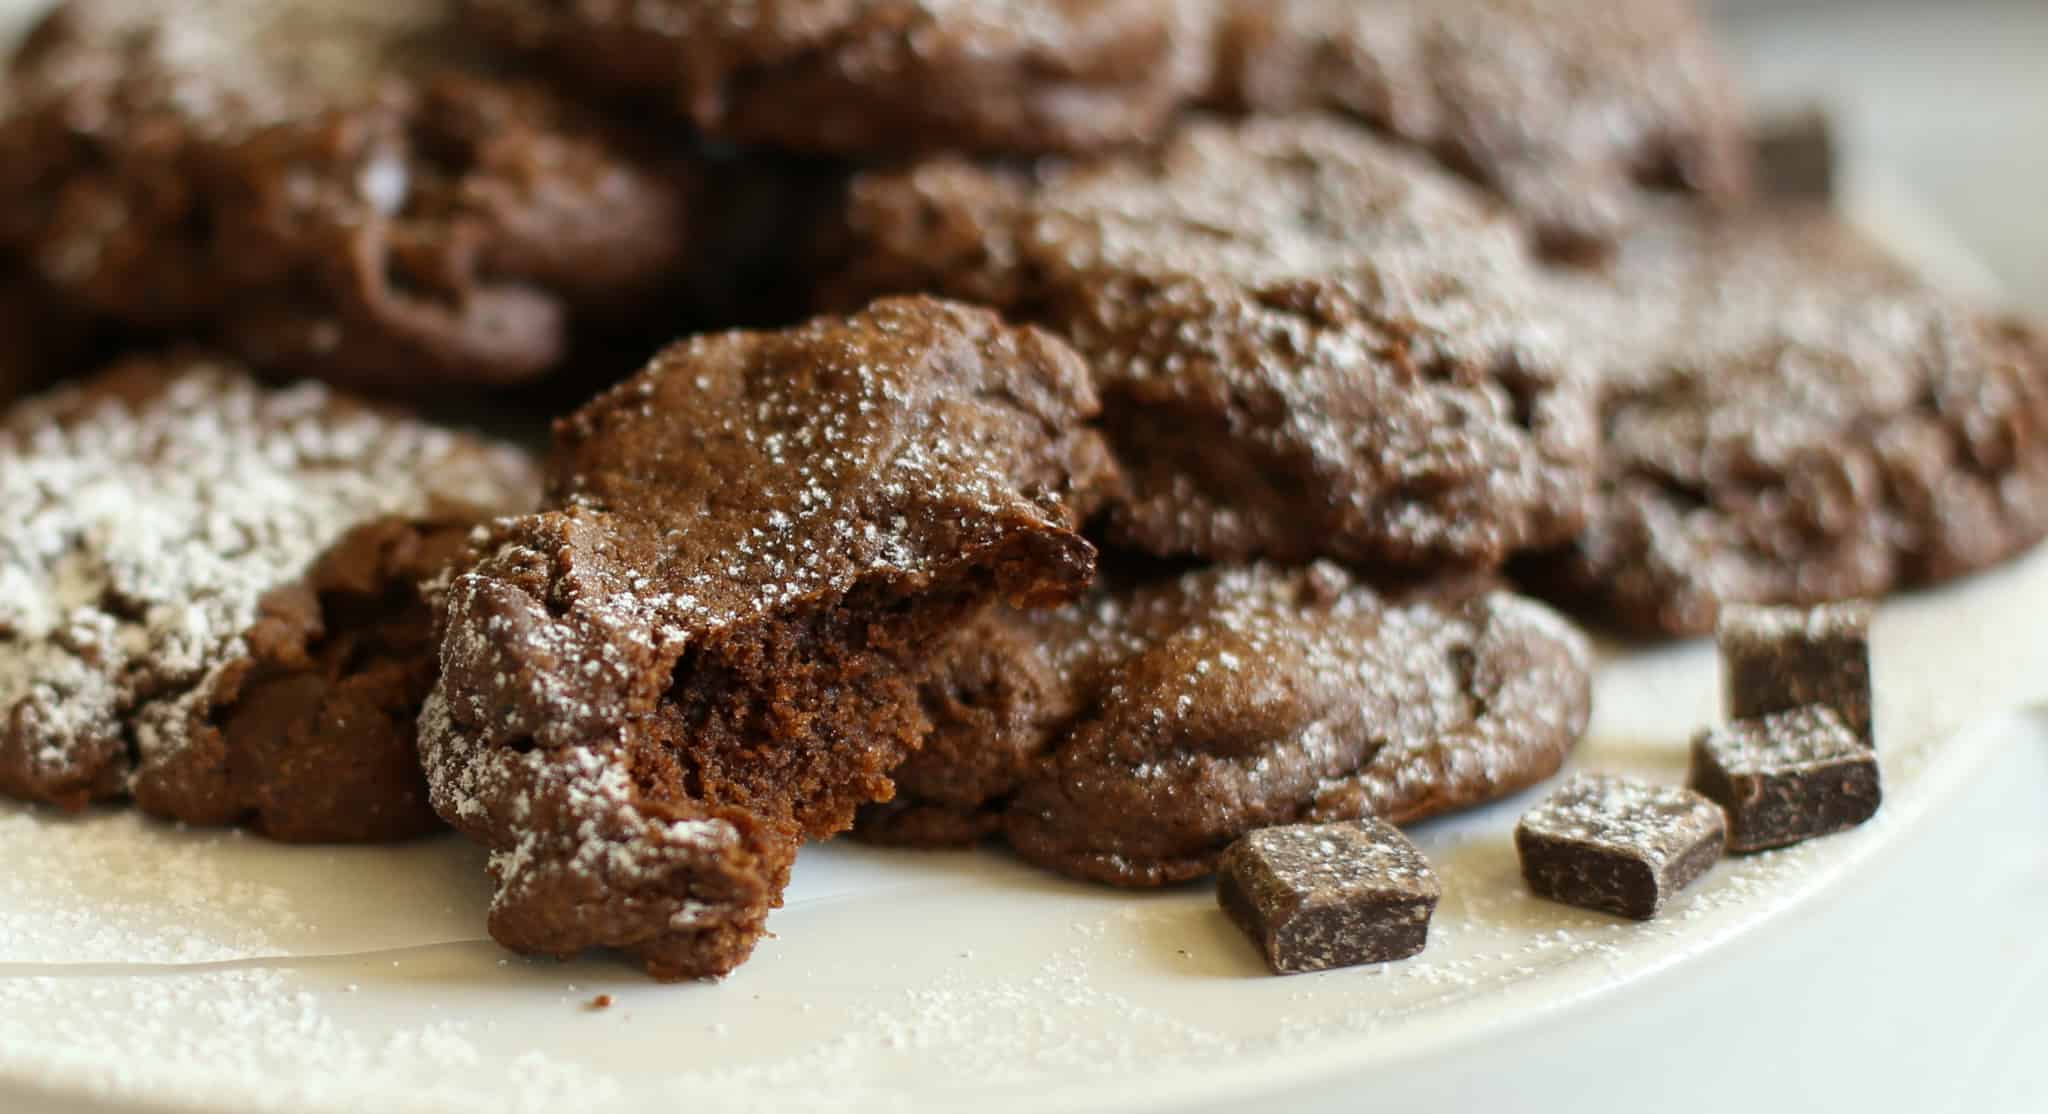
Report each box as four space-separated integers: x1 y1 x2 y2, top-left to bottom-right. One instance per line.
461 0 1217 156
827 115 1597 572
0 0 691 393
0 353 539 841
422 296 1114 979
1520 205 2048 637
862 561 1594 889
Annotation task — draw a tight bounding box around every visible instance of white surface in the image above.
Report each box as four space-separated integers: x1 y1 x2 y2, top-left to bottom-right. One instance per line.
1716 0 2048 313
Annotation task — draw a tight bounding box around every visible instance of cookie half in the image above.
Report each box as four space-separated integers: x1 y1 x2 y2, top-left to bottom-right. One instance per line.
1522 205 2048 636
423 296 1115 979
461 0 1217 156
827 115 1597 571
0 354 539 841
1213 0 1751 254
0 0 690 392
861 562 1593 887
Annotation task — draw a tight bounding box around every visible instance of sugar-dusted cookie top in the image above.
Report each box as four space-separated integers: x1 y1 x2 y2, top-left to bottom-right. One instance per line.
829 115 1597 571
1525 205 2048 636
865 562 1593 887
1215 0 1751 254
0 353 539 838
463 0 1217 156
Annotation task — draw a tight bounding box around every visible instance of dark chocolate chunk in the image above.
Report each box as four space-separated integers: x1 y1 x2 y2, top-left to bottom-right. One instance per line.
1689 705 1882 854
1751 106 1838 202
1720 603 1874 747
1217 819 1440 974
1515 773 1726 920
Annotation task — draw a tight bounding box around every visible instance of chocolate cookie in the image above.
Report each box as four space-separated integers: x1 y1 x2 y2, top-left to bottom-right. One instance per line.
422 296 1113 979
1521 205 2048 637
861 562 1593 888
0 0 690 393
460 0 1216 156
0 354 539 841
1212 0 1751 255
826 116 1597 571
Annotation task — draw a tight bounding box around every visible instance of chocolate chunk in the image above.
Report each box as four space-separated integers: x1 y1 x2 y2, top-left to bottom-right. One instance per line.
1515 773 1726 920
1751 106 1838 202
1689 705 1882 853
422 296 1113 980
1719 603 1874 747
1218 819 1440 974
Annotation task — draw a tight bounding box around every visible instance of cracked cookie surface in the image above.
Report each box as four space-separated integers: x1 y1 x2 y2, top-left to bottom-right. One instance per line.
826 115 1596 572
0 354 539 839
1520 205 2048 636
0 0 689 392
861 562 1593 887
422 296 1114 979
1212 0 1750 254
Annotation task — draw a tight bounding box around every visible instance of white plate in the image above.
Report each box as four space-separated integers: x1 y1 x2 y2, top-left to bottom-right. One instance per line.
3 145 2045 1114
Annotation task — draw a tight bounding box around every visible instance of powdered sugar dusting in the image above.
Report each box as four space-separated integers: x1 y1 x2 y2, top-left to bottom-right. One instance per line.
0 805 305 965
838 116 1597 566
0 358 536 805
1699 705 1864 774
1517 773 1724 869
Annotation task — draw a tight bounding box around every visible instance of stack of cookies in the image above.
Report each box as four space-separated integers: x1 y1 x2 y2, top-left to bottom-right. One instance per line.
2 0 2042 981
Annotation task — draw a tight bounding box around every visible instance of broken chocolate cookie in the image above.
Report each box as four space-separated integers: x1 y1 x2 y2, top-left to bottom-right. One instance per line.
422 296 1113 979
0 354 539 841
861 562 1594 889
827 115 1596 572
1521 205 2048 637
1690 705 1881 853
0 0 690 392
1218 818 1439 974
1516 773 1725 920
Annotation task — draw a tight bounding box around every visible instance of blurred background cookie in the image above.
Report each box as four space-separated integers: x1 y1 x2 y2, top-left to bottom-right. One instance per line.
0 0 694 394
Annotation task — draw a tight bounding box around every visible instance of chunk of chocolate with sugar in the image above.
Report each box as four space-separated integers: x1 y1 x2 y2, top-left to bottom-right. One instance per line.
1218 819 1440 974
1720 603 1874 747
1516 774 1726 920
1690 705 1881 853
